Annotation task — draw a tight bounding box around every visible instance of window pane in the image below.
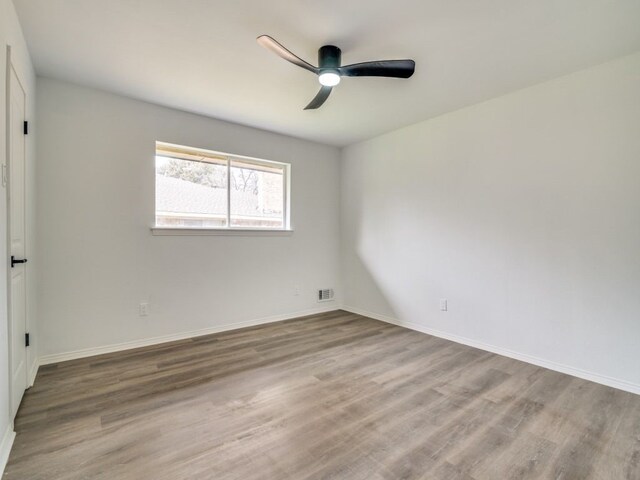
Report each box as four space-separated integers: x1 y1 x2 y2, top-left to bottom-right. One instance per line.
230 160 284 229
155 155 228 228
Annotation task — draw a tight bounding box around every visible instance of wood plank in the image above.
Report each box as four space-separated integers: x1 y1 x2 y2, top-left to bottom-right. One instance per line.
5 310 638 479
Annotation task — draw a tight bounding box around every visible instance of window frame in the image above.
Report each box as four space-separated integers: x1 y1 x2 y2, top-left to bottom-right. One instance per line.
152 142 292 235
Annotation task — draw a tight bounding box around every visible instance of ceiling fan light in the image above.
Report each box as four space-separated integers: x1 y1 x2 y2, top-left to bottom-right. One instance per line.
318 71 340 87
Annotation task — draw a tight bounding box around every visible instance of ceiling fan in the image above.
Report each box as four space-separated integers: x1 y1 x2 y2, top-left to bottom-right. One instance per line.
257 35 415 110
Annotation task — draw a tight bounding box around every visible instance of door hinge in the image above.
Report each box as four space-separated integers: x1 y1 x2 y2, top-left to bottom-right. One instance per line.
11 256 28 268
25 333 30 347
23 121 28 135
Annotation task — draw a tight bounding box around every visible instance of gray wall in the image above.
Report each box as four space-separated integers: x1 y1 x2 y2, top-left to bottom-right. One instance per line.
341 53 640 392
36 78 341 358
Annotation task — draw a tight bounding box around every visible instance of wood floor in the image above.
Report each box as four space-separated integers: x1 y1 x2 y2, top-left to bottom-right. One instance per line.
5 311 639 479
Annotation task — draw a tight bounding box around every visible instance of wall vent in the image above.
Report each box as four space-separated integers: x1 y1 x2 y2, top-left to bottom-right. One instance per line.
317 288 334 302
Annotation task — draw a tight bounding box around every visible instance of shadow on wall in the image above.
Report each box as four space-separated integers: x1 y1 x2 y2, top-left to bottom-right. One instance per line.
342 209 400 320
348 182 576 349
345 148 638 378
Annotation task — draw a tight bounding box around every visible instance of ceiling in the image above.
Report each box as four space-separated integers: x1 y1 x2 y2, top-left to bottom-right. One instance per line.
13 0 640 147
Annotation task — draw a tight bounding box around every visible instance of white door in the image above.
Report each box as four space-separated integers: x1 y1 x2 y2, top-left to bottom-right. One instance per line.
8 62 28 418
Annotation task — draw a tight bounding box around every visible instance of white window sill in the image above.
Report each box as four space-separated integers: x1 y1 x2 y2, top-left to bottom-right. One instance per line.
151 227 294 236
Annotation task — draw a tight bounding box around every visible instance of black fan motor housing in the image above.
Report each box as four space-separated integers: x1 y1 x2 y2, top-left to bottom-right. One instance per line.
319 45 341 69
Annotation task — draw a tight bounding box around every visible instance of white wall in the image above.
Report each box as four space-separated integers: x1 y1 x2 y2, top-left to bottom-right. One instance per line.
341 52 640 393
36 78 341 359
0 0 37 470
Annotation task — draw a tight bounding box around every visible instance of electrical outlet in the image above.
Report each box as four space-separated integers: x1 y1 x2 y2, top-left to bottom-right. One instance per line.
439 299 448 312
139 303 149 316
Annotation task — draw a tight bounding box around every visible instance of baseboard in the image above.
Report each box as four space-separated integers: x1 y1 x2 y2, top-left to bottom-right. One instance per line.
0 424 15 476
39 306 340 365
28 358 39 388
342 305 640 396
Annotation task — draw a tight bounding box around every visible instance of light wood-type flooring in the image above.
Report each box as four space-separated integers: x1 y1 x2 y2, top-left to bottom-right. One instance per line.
5 310 640 479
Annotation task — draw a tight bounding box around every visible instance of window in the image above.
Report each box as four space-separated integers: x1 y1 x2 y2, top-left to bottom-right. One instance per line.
155 142 289 230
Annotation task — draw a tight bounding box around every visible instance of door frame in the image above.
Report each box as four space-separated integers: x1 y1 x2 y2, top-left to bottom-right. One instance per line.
5 45 29 419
